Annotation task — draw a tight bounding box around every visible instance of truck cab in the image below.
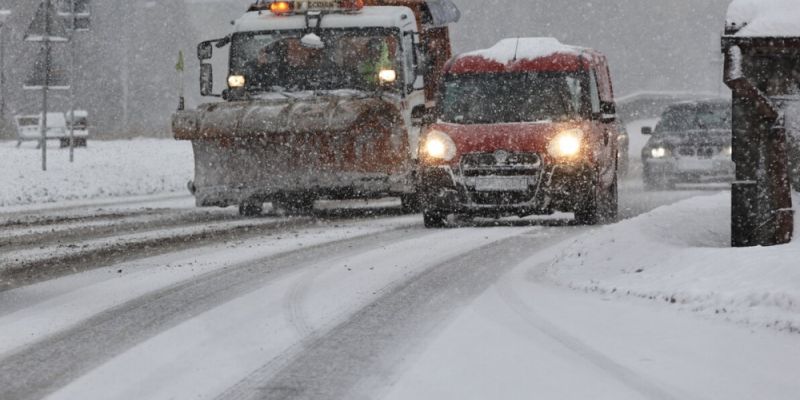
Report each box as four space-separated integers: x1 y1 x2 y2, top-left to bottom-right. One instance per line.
174 0 458 216
418 38 620 227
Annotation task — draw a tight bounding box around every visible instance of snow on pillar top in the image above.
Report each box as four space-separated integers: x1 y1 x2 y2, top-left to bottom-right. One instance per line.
726 0 800 37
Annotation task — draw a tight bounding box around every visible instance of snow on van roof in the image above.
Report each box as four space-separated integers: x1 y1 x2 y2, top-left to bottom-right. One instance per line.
459 38 582 65
726 0 800 37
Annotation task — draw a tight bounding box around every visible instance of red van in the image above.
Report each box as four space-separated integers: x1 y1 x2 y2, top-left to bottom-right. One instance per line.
418 38 620 227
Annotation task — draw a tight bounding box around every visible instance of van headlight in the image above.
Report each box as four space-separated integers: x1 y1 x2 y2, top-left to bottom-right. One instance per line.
548 128 584 158
422 130 457 162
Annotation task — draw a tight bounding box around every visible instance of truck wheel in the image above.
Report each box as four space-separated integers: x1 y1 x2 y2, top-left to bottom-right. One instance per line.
423 211 447 228
239 201 263 217
401 193 421 214
274 195 315 215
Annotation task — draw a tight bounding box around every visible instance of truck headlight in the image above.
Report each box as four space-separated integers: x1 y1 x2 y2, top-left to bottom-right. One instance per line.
422 130 457 162
378 69 397 84
651 147 668 158
548 128 584 158
724 146 733 157
228 75 246 89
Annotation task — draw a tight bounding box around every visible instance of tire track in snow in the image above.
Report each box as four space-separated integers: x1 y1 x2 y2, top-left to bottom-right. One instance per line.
494 275 683 400
0 224 424 400
0 193 190 224
0 216 315 290
0 208 242 249
218 228 580 400
284 267 320 338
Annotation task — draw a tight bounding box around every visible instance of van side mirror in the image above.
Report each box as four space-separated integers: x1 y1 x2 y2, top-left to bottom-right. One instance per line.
641 126 653 135
599 101 616 123
198 41 213 61
200 64 213 96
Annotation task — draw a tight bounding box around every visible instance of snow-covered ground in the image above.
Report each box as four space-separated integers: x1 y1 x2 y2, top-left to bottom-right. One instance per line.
539 192 800 333
3 121 800 399
0 139 193 207
386 193 800 400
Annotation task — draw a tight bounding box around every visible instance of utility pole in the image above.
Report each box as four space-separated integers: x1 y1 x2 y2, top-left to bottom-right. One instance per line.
68 0 75 162
0 10 10 139
41 0 51 171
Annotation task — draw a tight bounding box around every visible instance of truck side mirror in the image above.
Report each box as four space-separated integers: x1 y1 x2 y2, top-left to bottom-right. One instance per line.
641 126 653 135
198 41 213 61
200 63 213 96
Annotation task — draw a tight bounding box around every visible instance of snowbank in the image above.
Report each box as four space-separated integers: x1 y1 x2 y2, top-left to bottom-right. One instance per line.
539 192 800 333
0 139 193 207
726 0 800 37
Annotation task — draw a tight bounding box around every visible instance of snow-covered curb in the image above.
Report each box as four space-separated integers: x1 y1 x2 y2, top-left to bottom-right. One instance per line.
0 139 193 207
534 192 800 333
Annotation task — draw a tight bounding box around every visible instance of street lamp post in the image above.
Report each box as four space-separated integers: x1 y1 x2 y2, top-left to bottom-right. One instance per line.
0 10 11 139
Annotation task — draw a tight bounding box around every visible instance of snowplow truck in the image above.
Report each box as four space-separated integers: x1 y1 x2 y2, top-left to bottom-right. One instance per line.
173 0 459 216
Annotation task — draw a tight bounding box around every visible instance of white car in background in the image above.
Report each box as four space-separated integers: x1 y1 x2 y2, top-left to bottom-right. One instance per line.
15 111 89 148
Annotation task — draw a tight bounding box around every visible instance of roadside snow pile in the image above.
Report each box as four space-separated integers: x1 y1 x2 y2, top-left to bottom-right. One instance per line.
726 0 800 37
0 139 193 207
540 192 800 333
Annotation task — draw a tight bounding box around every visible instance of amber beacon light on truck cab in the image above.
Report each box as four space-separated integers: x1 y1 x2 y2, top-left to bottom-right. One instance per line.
418 38 621 228
172 0 459 216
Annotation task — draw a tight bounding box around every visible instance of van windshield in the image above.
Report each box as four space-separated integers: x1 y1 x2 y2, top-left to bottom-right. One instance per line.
440 72 586 124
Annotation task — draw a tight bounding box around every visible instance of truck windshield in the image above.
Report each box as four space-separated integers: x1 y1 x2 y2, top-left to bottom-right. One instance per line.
230 29 402 93
439 72 586 124
656 105 731 133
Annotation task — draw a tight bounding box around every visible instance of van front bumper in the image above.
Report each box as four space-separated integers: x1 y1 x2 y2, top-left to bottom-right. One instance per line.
419 163 595 217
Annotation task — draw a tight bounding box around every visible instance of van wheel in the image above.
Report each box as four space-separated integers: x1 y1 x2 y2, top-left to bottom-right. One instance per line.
604 176 619 223
423 211 447 228
574 194 600 226
239 200 263 217
575 173 604 226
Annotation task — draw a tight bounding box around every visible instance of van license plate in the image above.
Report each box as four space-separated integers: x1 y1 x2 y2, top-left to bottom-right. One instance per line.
474 177 530 191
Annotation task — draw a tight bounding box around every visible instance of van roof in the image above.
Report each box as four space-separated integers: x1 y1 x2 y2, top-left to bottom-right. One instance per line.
445 37 601 75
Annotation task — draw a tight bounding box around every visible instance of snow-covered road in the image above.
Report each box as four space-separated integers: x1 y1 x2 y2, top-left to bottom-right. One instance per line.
1 183 798 400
